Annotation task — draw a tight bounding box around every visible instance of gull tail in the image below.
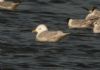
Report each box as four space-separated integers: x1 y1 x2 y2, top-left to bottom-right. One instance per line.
62 33 70 36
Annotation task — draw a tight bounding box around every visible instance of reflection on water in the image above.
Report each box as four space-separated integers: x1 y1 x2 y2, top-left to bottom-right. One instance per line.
0 0 100 70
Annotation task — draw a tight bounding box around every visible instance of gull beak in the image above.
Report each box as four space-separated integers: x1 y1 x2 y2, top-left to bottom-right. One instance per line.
32 29 36 33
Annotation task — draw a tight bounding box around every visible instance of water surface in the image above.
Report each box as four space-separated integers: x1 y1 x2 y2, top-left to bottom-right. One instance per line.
0 0 100 70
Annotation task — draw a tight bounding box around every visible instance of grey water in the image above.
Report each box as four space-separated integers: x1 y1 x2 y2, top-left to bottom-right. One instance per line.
0 0 100 70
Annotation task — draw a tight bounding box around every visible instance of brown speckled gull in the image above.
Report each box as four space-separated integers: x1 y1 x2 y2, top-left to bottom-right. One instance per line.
0 0 20 10
68 19 94 29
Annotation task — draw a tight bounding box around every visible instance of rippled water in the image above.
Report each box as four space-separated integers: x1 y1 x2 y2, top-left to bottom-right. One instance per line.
0 0 100 70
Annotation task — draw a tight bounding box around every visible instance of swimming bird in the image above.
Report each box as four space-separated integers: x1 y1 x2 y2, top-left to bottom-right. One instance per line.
32 24 69 42
68 18 94 29
93 18 100 33
0 0 21 10
85 7 100 20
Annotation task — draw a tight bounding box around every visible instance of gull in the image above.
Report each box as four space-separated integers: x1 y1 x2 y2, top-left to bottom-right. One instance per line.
32 24 69 42
85 7 100 20
68 18 94 29
0 0 21 10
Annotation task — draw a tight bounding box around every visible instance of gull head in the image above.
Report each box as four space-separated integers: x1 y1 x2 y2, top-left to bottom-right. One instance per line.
32 24 48 34
0 0 4 2
89 6 97 13
68 18 76 28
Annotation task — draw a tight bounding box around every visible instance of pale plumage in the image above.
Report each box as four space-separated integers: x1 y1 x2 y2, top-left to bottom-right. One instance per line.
93 19 100 33
32 24 69 42
0 0 20 10
0 0 4 2
68 19 94 29
86 8 100 20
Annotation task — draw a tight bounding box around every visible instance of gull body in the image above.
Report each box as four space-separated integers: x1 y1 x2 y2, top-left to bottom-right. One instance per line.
0 0 20 10
32 24 69 42
68 19 94 29
86 9 100 20
93 19 100 33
